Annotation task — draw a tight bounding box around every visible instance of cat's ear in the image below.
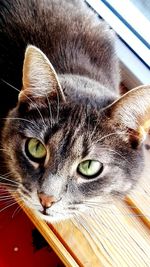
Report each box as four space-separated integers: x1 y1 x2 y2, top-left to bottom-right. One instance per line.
106 85 150 143
19 45 65 102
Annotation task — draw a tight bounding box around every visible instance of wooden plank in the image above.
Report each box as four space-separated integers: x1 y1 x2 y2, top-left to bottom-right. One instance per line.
126 139 150 228
51 202 150 267
19 202 81 267
19 196 150 267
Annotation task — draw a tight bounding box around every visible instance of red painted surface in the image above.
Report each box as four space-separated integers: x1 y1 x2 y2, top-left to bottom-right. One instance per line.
0 195 64 267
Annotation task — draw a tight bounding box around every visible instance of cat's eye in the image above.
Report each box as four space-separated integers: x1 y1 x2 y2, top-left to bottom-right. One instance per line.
25 138 47 162
77 160 103 179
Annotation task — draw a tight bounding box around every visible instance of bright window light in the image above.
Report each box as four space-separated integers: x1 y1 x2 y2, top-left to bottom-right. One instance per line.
86 0 150 67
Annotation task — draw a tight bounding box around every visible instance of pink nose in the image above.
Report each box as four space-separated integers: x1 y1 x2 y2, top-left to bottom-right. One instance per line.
38 193 56 208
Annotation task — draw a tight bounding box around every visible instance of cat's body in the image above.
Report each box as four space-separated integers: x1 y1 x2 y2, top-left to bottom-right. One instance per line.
0 0 150 222
0 0 119 117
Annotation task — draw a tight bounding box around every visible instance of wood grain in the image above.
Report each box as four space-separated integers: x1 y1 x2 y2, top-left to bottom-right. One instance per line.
52 204 150 267
126 145 150 228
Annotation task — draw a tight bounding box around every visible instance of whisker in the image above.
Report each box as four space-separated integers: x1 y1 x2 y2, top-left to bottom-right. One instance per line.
83 202 115 210
0 198 22 213
0 189 14 195
90 124 98 140
0 176 21 186
0 199 15 204
0 195 14 199
93 132 130 143
83 198 138 210
0 190 11 194
12 205 23 219
0 199 14 202
0 201 16 212
83 199 111 204
56 89 60 124
2 117 37 128
2 79 47 128
1 79 20 93
45 92 53 128
99 146 130 164
0 180 29 195
83 201 150 219
0 182 18 188
0 171 14 177
0 148 9 153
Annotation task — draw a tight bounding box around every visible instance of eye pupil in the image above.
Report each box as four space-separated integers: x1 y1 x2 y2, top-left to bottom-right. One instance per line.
88 160 91 168
77 159 103 179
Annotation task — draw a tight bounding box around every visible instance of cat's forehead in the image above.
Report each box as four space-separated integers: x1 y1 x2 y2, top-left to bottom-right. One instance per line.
15 101 109 157
18 101 102 134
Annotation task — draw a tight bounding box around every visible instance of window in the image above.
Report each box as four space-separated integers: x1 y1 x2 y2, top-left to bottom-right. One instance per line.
86 0 150 89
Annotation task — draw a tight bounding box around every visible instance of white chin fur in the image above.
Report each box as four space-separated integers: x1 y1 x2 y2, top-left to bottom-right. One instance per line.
39 212 73 223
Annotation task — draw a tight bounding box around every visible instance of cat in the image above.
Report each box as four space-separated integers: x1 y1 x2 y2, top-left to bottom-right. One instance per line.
0 0 150 222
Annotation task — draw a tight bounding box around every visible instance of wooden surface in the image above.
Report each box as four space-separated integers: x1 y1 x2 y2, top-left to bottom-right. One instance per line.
21 139 150 267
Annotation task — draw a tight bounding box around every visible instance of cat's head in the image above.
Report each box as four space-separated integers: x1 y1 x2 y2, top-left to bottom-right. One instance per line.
2 45 150 222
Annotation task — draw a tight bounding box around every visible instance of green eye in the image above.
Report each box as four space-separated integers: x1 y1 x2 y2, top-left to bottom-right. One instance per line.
26 138 47 162
77 160 103 179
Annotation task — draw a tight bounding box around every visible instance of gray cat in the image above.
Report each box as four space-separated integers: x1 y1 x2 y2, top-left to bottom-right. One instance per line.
0 0 150 222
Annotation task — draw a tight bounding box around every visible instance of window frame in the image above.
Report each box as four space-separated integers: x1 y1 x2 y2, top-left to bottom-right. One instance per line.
86 0 150 89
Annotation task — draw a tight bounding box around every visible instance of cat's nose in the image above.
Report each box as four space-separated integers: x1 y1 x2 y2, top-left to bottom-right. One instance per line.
38 192 56 208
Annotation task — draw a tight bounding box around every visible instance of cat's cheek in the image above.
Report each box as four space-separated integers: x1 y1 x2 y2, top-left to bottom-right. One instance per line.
121 181 133 193
120 180 134 194
110 179 133 196
18 187 40 209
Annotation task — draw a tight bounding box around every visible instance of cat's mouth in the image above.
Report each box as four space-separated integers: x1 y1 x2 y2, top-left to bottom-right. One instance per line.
37 207 72 222
41 207 49 216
